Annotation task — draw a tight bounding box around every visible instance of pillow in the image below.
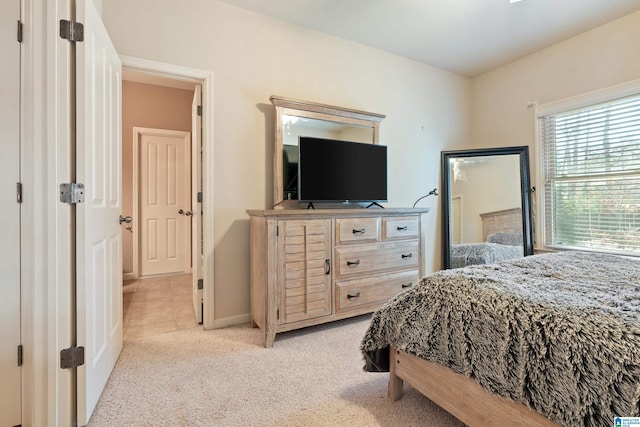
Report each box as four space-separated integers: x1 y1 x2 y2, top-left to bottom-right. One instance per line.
486 232 523 246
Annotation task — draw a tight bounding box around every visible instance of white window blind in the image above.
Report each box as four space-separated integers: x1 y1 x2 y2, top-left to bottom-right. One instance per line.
539 94 640 256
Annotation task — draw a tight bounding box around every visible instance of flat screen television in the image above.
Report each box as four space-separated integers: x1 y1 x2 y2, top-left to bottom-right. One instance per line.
298 136 387 203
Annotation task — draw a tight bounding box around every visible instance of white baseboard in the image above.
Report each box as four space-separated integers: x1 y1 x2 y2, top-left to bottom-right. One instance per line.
211 313 251 330
123 272 136 281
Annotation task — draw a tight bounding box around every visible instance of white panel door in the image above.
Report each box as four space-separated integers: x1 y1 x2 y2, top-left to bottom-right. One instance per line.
139 129 191 276
75 0 123 424
0 0 22 425
192 86 203 323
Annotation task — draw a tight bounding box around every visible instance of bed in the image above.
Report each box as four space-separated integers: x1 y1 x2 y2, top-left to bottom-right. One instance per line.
361 251 640 426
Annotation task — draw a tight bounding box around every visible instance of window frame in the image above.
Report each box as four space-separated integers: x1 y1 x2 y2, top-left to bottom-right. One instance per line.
536 79 640 256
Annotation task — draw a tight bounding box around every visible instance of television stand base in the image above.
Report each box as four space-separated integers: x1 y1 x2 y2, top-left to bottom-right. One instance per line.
366 202 384 209
306 202 316 210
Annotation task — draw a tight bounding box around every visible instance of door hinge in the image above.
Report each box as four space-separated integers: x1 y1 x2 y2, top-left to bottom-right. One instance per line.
17 345 23 366
197 192 203 203
60 346 85 369
16 182 22 203
276 309 279 320
197 105 202 116
197 278 203 290
59 19 84 42
276 225 279 236
17 20 23 43
59 183 85 204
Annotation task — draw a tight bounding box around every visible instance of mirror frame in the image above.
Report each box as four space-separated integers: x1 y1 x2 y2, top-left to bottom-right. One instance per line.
270 95 385 208
441 146 534 269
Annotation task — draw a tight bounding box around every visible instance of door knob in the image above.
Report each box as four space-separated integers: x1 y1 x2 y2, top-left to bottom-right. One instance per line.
178 209 184 215
185 210 193 216
119 215 132 224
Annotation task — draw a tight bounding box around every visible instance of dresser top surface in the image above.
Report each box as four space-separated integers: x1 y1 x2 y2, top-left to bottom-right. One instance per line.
246 207 430 219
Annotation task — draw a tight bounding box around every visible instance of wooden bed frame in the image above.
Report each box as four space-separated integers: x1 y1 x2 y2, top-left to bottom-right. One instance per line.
388 347 560 427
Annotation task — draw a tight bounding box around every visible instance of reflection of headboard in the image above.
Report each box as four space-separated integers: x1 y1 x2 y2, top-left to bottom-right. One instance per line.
480 208 522 241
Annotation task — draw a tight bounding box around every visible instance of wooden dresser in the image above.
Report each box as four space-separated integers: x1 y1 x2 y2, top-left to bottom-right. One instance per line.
246 208 429 347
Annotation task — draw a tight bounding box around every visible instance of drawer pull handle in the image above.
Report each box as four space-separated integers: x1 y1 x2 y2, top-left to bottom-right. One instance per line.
325 259 331 275
401 253 413 259
396 226 408 231
401 282 413 289
347 292 361 299
346 260 361 267
352 228 366 234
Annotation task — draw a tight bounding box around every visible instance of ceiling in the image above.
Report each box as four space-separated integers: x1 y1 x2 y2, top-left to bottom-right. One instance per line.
218 0 640 77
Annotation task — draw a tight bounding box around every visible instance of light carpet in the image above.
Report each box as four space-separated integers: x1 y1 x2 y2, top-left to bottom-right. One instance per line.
88 315 463 426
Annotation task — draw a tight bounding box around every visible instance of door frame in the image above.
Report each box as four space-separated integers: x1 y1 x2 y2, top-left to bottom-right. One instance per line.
451 194 463 244
121 56 215 329
2 0 23 424
133 127 192 277
22 0 77 423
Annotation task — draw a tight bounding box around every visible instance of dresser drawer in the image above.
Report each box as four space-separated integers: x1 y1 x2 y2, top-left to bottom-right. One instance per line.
335 217 380 245
382 216 419 241
335 270 419 313
334 241 419 279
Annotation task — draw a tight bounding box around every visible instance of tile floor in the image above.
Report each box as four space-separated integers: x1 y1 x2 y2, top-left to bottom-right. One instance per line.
122 273 200 340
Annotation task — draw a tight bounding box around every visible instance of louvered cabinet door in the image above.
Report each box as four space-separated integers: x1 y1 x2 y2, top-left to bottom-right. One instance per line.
278 219 332 324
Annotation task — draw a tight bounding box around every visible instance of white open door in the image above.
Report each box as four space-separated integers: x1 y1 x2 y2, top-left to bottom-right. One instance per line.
75 0 123 424
192 86 203 323
0 0 22 425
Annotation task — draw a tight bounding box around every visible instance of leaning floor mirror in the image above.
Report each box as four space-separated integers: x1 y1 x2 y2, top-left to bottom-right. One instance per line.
441 146 534 269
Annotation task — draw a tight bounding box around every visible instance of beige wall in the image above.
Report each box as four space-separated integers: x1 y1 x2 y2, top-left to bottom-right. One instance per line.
470 10 640 185
103 0 471 324
121 81 194 274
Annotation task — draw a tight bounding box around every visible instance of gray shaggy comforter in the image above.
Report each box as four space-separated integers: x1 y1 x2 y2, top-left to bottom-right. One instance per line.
361 251 640 426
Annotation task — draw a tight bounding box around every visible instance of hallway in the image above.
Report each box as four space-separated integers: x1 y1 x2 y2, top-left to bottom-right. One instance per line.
123 273 199 340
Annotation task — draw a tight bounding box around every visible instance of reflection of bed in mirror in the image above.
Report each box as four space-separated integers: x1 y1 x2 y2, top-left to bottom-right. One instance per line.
450 207 524 268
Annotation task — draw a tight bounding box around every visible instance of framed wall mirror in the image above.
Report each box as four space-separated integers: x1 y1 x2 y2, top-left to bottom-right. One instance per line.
271 96 385 208
441 146 534 269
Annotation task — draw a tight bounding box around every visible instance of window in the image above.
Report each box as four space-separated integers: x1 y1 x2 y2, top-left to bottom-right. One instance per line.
539 91 640 256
